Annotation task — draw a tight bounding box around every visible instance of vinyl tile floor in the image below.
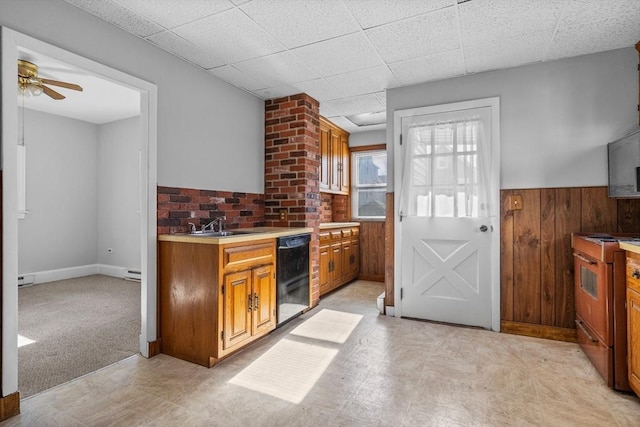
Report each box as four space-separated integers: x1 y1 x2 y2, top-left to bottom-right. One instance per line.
4 280 640 426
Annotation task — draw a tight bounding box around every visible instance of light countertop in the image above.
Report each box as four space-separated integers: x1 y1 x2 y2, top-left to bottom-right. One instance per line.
158 227 312 245
320 222 360 229
620 241 640 255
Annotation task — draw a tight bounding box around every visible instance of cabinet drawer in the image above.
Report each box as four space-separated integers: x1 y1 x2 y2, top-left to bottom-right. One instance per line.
223 242 274 271
628 254 640 293
351 227 359 237
341 229 352 238
330 231 342 240
319 232 331 243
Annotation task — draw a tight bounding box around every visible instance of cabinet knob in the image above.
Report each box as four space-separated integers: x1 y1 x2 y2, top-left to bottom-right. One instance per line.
633 270 640 279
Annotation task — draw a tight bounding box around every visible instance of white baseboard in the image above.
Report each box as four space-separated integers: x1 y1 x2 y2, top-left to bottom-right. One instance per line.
21 264 129 285
97 264 126 278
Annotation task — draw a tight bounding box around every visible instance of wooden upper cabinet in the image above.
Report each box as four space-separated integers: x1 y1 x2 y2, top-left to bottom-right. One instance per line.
340 134 350 194
319 116 350 195
319 123 330 191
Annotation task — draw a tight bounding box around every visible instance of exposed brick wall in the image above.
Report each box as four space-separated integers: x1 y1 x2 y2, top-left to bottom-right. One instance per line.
331 194 349 222
319 193 349 222
264 93 321 306
320 193 332 223
157 186 265 235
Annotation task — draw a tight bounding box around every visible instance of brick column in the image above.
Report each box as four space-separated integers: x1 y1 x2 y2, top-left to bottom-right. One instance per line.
264 94 321 306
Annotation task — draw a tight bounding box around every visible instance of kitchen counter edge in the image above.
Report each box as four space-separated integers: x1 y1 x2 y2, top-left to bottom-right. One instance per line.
621 241 640 255
158 227 313 245
319 222 360 229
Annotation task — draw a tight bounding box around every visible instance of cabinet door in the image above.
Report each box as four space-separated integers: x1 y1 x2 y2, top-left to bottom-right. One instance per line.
223 270 252 351
330 242 343 288
629 289 640 396
319 124 330 191
340 134 350 194
319 244 331 295
341 240 353 282
330 131 341 191
253 265 276 335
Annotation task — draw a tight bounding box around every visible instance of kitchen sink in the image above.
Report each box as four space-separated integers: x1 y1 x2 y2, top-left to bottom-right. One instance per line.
188 230 256 237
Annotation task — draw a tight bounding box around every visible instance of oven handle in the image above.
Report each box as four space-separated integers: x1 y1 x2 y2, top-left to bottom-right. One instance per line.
575 319 599 343
573 252 596 265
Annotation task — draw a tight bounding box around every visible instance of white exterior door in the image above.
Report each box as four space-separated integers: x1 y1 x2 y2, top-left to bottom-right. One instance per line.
394 98 500 330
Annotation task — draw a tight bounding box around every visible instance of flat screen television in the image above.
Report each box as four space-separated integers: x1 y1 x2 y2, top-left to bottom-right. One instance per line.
608 129 640 198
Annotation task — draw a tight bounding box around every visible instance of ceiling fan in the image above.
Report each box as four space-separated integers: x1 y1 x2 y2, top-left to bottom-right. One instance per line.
17 59 83 100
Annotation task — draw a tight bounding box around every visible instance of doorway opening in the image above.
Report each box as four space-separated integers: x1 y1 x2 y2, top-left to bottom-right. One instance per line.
2 28 158 399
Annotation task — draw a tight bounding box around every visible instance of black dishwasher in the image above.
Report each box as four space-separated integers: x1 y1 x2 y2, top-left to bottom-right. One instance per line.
276 234 310 326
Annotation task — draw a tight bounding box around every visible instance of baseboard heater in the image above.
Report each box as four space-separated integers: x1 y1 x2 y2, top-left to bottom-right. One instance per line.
18 275 35 287
124 269 141 282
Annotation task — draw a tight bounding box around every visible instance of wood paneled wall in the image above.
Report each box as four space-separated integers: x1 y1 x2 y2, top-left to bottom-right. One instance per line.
359 221 385 282
501 186 640 333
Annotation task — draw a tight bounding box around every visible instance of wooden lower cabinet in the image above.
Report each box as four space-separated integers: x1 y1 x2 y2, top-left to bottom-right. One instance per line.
159 238 276 367
627 251 640 396
319 225 360 296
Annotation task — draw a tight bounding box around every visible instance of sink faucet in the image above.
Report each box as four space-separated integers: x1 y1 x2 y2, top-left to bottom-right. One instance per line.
214 215 226 232
188 222 197 233
202 215 226 232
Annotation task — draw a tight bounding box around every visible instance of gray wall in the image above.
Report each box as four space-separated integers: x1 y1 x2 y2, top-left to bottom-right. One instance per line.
387 47 639 190
97 117 141 270
0 0 265 194
349 129 386 148
18 109 98 274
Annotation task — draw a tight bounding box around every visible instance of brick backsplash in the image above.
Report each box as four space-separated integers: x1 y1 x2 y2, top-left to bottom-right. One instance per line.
319 193 349 223
157 186 265 235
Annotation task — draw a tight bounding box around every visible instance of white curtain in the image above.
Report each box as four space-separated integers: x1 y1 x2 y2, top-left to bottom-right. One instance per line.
399 116 491 218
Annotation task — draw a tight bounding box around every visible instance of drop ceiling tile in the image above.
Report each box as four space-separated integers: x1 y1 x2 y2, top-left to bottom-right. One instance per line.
458 0 563 47
365 7 460 63
345 0 454 29
240 0 360 49
115 0 234 29
65 0 164 37
252 85 300 100
321 92 385 117
547 15 640 61
233 52 320 89
375 91 387 106
295 79 343 102
560 0 640 26
325 66 399 99
326 116 361 133
388 50 465 86
173 8 285 63
319 104 340 119
292 33 385 78
208 65 268 92
465 30 553 73
146 31 225 69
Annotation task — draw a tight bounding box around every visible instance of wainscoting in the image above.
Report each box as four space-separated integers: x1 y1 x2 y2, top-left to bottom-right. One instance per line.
358 221 385 282
500 186 640 339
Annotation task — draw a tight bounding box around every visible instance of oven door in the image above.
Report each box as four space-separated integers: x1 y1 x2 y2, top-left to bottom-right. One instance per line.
573 251 613 345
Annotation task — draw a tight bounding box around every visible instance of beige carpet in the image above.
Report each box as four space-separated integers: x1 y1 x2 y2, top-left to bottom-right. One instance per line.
18 275 140 398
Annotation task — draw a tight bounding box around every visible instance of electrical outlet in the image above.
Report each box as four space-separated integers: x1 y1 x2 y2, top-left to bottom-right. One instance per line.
509 195 523 211
279 209 287 220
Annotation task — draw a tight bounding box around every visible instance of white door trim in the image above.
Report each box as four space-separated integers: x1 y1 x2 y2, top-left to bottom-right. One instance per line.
1 27 158 394
393 97 501 331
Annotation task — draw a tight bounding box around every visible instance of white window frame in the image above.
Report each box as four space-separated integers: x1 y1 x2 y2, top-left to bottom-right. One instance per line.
351 149 387 220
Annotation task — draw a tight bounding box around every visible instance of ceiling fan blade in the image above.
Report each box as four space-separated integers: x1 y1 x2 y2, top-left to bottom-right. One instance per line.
39 78 83 92
41 84 65 100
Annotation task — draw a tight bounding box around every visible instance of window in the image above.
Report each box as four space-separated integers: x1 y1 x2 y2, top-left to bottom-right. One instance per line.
352 150 387 219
